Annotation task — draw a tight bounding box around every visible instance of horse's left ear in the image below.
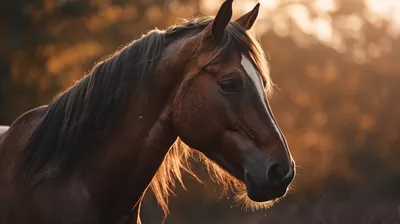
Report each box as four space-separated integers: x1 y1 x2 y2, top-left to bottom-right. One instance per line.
235 3 260 30
202 0 233 42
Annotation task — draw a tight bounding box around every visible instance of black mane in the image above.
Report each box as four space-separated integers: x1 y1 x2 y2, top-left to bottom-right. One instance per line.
18 28 168 180
17 17 270 182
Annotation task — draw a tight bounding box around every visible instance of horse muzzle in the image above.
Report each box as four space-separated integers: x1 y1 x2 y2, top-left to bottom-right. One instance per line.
244 159 295 202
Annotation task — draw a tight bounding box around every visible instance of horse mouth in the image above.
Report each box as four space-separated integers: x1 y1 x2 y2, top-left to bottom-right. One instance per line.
244 172 288 202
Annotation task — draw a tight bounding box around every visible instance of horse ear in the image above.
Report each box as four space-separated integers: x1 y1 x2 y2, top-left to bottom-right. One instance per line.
202 0 233 42
235 3 260 30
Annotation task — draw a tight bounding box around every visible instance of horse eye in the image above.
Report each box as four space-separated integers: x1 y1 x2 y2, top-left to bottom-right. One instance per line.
219 79 241 94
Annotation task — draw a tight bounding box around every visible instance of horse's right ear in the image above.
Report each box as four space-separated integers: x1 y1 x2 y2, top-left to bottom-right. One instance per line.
201 0 233 42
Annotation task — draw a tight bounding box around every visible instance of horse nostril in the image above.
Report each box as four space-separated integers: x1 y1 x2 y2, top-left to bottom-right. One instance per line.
265 162 286 185
284 164 295 181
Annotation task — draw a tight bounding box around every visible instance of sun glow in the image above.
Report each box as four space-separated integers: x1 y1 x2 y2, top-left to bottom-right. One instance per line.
365 0 400 34
200 0 400 42
259 0 278 10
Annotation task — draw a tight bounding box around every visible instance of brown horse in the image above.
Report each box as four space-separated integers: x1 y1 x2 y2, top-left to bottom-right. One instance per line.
0 1 295 223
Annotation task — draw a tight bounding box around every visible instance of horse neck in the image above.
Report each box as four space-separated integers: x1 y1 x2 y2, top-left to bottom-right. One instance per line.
84 40 187 222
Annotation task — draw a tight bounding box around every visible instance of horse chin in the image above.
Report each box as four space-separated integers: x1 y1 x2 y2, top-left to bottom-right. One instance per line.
232 174 288 212
233 190 280 212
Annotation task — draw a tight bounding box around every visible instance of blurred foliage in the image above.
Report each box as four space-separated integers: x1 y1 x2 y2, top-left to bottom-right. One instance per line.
1 0 400 223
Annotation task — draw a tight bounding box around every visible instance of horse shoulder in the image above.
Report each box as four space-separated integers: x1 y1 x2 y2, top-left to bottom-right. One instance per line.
3 106 48 145
0 106 50 222
0 106 48 178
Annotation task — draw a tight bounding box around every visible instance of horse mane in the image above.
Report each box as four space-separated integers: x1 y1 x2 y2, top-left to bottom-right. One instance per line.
17 16 275 217
18 28 167 180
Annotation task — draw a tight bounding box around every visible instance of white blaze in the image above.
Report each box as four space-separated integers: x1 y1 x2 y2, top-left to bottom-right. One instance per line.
240 54 284 142
240 54 267 108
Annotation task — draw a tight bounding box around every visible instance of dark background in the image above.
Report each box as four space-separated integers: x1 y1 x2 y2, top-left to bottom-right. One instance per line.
1 0 400 223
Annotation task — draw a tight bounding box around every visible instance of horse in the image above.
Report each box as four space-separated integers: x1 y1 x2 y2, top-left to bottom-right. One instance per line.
0 0 295 223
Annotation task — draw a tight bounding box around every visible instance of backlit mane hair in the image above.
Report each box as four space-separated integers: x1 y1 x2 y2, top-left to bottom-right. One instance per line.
16 16 275 217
